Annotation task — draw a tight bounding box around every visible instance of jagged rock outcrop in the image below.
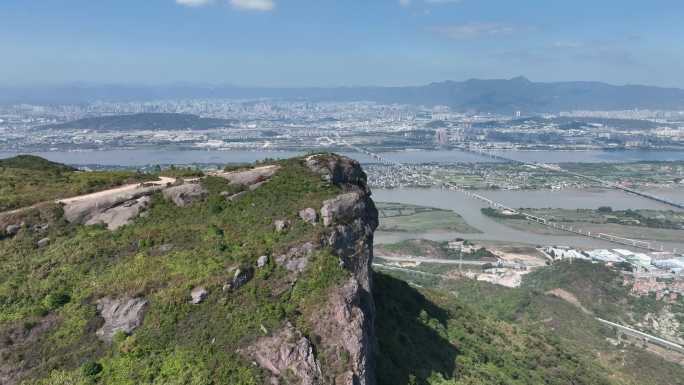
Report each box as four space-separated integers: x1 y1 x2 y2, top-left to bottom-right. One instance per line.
162 183 208 207
250 154 378 385
305 154 369 193
96 297 148 342
243 323 322 385
315 278 373 385
321 192 367 227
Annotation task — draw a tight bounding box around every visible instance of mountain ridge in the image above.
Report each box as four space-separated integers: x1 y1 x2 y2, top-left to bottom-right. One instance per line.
3 77 684 113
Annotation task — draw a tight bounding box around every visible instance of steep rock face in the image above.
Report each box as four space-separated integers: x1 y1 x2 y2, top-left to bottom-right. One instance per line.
252 154 378 385
305 154 369 194
313 155 378 385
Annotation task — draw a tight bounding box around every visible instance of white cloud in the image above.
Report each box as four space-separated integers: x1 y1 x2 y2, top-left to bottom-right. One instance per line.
428 23 525 40
176 0 213 6
230 0 275 11
399 0 412 7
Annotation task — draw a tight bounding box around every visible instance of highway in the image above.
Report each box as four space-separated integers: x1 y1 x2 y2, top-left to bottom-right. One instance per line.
596 318 684 354
376 255 492 265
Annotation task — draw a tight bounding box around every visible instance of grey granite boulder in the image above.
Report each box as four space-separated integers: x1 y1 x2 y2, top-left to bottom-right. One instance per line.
243 323 322 385
5 224 21 236
36 238 50 248
299 208 318 225
275 242 317 273
320 192 366 227
257 255 269 268
96 297 148 342
215 165 280 186
274 219 290 233
224 268 254 291
305 154 369 192
85 195 151 230
190 287 208 304
162 183 208 207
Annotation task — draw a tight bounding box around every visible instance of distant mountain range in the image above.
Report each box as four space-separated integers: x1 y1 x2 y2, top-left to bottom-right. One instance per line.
4 77 684 113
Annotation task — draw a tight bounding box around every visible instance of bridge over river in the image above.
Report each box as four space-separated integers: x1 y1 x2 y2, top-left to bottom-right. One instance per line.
330 135 679 253
462 147 684 210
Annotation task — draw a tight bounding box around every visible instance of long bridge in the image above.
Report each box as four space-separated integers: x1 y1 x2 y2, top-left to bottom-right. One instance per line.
462 146 684 210
332 135 676 253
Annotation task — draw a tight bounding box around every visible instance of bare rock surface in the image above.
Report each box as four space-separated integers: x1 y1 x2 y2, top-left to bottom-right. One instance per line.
243 323 322 385
305 154 369 193
61 185 162 230
312 278 374 385
212 165 280 187
162 183 208 207
225 268 254 291
257 255 269 268
274 219 290 233
96 297 148 342
5 224 21 236
275 242 317 273
226 191 248 202
299 208 318 225
320 192 366 227
84 195 151 230
190 287 208 304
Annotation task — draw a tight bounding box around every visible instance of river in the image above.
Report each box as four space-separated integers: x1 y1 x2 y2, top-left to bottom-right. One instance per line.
3 148 683 251
373 188 684 252
3 148 684 166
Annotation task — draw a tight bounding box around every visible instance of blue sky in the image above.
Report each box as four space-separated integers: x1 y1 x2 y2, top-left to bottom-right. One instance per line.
1 0 683 87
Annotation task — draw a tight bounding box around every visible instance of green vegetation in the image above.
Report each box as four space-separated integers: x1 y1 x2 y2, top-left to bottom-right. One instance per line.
376 263 684 385
483 206 684 243
0 156 344 384
3 155 683 385
378 202 480 233
376 239 496 261
516 207 684 230
375 273 617 385
562 161 684 187
0 155 76 172
522 260 684 327
0 155 156 212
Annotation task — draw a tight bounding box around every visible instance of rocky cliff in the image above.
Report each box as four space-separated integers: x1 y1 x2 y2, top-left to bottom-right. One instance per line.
244 154 379 385
0 154 378 385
